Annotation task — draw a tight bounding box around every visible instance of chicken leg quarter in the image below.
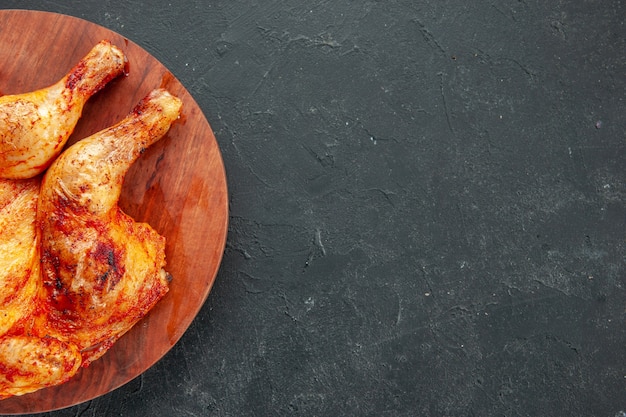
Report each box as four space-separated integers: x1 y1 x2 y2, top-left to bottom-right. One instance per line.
37 88 182 365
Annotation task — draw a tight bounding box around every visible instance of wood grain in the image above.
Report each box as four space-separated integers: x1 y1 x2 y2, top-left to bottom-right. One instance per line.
0 10 228 414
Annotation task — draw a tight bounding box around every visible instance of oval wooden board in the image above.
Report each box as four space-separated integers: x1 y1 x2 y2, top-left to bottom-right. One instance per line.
0 9 228 414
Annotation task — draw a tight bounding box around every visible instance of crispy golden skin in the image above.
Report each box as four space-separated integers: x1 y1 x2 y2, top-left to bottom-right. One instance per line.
38 88 182 365
0 40 126 179
0 178 40 337
0 178 82 399
0 335 82 399
0 88 181 399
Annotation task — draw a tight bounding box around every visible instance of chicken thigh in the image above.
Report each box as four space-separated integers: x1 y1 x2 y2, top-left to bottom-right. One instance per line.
0 178 83 399
37 88 182 365
0 40 126 179
0 178 40 337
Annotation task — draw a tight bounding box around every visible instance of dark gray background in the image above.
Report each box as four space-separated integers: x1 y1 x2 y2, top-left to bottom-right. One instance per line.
2 1 625 416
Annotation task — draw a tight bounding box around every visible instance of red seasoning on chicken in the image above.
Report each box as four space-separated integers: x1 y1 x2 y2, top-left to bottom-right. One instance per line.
0 41 182 399
0 40 126 179
38 88 181 365
0 178 40 337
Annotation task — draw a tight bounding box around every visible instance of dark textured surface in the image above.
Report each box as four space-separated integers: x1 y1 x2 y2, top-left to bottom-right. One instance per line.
2 1 625 416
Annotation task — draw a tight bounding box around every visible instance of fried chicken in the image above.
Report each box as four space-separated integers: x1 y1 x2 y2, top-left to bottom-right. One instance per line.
0 88 181 399
37 88 182 365
0 40 126 179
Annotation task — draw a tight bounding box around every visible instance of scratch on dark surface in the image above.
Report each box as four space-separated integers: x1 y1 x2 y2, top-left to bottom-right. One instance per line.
488 292 570 314
74 401 93 417
438 71 455 134
340 44 363 56
241 271 268 294
249 61 276 98
531 278 583 299
550 18 567 40
363 126 399 144
230 137 272 188
418 264 435 297
285 32 343 50
303 145 335 168
227 241 252 259
412 17 446 55
395 291 403 326
473 47 536 80
257 26 345 54
171 405 203 417
246 164 272 188
491 3 517 22
130 373 145 395
502 57 536 79
363 309 469 350
457 203 472 247
367 188 396 207
222 1 284 42
315 228 327 256
305 228 327 269
315 32 343 49
280 291 299 322
304 252 314 270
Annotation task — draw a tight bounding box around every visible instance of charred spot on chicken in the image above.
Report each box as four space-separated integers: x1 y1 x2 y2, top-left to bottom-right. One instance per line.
0 42 182 398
